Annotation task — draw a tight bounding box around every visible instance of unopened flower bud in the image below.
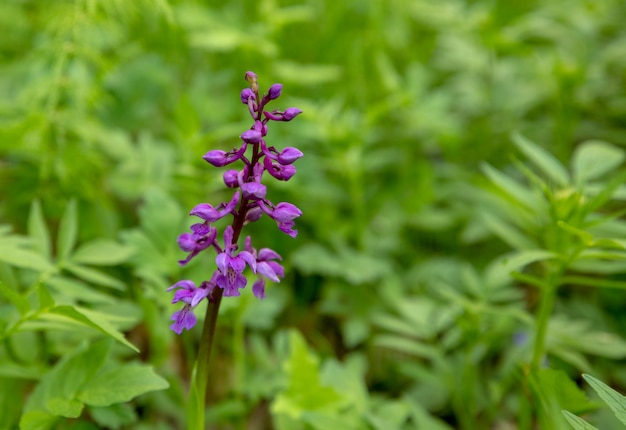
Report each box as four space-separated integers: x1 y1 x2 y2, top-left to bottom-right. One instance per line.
223 170 240 188
190 203 220 222
240 88 255 104
272 202 302 222
268 84 283 100
241 129 263 144
282 108 302 121
202 150 229 167
277 147 303 165
241 182 267 200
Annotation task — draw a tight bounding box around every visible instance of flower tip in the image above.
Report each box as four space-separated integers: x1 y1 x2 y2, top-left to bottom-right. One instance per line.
240 88 255 104
283 108 302 121
277 147 303 164
240 129 263 144
203 150 228 167
245 71 258 83
268 83 283 100
253 279 266 299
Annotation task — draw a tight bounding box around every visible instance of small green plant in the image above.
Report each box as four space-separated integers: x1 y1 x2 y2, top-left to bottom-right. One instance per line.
0 201 169 429
563 374 626 429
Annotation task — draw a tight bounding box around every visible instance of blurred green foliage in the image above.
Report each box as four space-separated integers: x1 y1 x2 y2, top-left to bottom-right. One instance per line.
2 0 626 428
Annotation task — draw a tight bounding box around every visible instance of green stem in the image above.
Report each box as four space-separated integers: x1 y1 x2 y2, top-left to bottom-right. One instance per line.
525 265 563 427
530 270 560 371
189 288 223 430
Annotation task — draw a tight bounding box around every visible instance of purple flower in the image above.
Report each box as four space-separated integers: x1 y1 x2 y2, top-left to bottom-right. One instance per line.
177 224 218 265
169 71 302 333
256 247 285 282
283 108 303 121
189 204 220 222
223 169 240 188
241 129 263 144
271 202 302 222
263 157 297 181
167 277 218 334
244 237 284 299
277 147 303 165
258 201 302 238
170 305 197 334
167 280 212 306
252 279 266 299
245 71 258 83
241 181 267 200
245 206 262 223
264 108 303 122
190 192 240 223
240 88 255 104
215 226 257 296
203 145 247 167
261 142 303 166
268 84 282 100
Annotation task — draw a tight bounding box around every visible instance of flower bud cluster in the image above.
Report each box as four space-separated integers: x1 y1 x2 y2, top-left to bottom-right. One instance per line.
168 71 303 334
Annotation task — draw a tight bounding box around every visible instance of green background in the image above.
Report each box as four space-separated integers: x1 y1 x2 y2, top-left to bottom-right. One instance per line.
2 0 626 428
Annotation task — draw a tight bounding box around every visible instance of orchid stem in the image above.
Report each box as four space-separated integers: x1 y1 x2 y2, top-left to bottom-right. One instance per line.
189 288 223 430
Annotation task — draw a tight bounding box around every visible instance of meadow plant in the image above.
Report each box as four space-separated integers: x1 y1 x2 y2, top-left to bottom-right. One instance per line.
168 71 302 429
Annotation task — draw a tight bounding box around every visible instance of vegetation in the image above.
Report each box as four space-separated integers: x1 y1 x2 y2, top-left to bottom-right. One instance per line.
2 0 626 428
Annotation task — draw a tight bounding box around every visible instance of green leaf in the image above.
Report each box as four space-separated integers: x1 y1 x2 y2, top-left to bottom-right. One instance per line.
0 378 22 428
366 399 412 430
573 140 625 185
548 317 626 361
0 244 55 272
63 262 125 290
71 240 135 266
479 211 537 251
300 410 361 430
512 133 569 187
320 358 368 413
89 404 137 430
46 398 83 418
79 364 169 406
481 162 538 209
28 200 51 259
19 411 58 430
557 220 594 246
47 276 117 304
485 250 556 288
291 243 390 284
0 280 30 316
534 368 592 416
374 335 441 360
57 200 78 262
37 283 55 310
407 401 454 430
271 330 343 419
583 374 626 425
561 410 599 430
47 306 138 352
21 340 111 424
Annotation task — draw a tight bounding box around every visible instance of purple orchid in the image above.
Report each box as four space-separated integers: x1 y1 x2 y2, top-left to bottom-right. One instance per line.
177 223 217 265
167 279 215 333
244 236 285 300
215 226 257 296
168 71 302 333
